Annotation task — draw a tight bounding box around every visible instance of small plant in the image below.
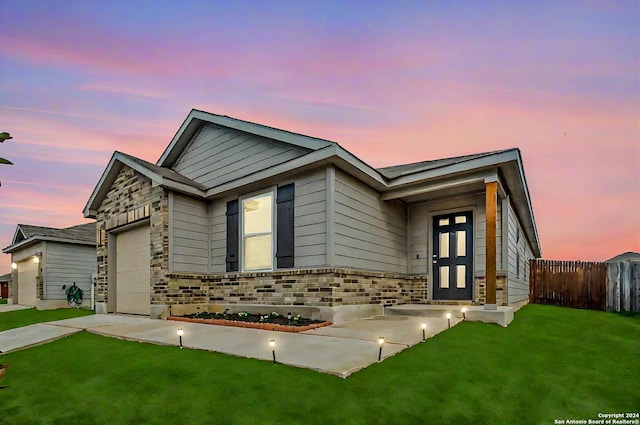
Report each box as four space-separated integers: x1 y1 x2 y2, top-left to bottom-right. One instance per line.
238 311 249 318
269 312 279 319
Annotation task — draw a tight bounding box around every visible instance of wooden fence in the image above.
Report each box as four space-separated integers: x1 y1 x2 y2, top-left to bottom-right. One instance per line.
529 260 607 310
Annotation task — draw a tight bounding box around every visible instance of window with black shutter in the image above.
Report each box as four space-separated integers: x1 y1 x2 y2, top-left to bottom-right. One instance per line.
225 200 239 272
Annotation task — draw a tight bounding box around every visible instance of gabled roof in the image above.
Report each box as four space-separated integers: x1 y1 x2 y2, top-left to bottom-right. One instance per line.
377 149 514 179
2 222 96 254
83 109 542 257
157 109 335 168
0 272 11 283
605 251 640 262
83 151 207 218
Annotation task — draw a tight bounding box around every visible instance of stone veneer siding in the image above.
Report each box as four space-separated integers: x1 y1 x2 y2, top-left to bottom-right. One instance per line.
474 273 508 306
95 165 169 308
164 268 428 308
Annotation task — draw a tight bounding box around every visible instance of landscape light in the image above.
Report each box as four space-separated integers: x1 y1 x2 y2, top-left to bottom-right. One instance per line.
177 328 183 348
446 313 452 329
287 312 292 324
269 339 277 364
377 337 385 362
461 307 467 321
421 322 427 341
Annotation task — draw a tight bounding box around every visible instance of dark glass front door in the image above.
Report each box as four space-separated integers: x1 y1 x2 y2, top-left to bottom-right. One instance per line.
432 211 473 300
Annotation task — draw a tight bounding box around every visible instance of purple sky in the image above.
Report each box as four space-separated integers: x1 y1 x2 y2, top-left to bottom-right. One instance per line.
1 0 638 272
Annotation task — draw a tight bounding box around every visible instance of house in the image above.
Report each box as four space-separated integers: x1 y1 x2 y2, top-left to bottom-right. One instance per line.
83 109 541 320
0 272 10 300
2 223 97 309
605 251 640 263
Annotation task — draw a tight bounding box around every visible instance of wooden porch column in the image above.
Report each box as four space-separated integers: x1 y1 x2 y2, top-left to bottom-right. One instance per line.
485 181 498 309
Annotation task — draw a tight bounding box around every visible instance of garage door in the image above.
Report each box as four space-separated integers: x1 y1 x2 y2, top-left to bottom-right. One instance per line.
116 226 150 315
17 259 38 306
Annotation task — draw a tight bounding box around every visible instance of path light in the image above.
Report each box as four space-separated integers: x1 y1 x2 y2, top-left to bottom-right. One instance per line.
377 337 385 363
421 322 427 341
287 312 292 325
446 313 452 329
461 307 467 321
269 339 277 364
177 328 183 348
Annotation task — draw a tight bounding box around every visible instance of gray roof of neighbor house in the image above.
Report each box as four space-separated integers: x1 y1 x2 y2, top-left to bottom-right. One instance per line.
605 251 640 262
0 272 11 283
2 222 96 254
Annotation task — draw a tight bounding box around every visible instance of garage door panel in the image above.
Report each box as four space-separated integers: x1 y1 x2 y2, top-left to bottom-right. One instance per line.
116 226 150 315
18 260 38 306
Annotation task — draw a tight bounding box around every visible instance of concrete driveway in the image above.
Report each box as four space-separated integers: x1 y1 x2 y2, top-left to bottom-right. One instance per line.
0 313 460 378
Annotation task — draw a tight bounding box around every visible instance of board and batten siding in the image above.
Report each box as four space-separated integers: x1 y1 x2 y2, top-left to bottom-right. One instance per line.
172 124 311 188
408 193 502 276
507 201 535 303
171 193 209 273
333 170 407 273
209 169 327 273
43 242 96 300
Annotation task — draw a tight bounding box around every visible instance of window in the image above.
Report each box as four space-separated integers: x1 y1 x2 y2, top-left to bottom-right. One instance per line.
242 192 274 271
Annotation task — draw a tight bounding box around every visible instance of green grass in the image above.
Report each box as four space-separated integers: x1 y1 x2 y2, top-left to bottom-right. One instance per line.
0 299 7 304
0 307 93 332
1 305 638 424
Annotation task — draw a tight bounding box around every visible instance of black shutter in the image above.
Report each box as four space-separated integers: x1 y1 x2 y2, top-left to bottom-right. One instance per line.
226 199 239 272
276 184 295 269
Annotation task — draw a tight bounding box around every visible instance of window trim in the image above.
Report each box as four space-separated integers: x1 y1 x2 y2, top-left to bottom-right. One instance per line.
240 188 276 272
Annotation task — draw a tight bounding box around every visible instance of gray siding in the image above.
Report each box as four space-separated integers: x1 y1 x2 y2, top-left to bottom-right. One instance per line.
507 201 535 303
408 193 502 276
171 193 209 273
333 170 407 273
293 169 327 267
209 169 327 272
43 242 96 301
173 124 311 188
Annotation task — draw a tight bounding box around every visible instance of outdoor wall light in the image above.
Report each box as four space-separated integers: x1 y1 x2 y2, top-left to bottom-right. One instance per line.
177 328 183 348
33 255 40 264
446 313 452 329
377 337 385 362
461 307 467 321
421 322 427 341
11 262 17 270
269 339 277 364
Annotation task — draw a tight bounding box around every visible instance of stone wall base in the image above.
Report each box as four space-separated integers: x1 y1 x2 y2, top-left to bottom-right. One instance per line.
162 268 428 309
474 274 508 306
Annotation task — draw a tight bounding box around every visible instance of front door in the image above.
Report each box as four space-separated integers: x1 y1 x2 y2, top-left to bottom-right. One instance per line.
433 211 473 300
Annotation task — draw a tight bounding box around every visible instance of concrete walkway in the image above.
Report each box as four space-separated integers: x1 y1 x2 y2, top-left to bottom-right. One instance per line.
0 304 32 313
0 313 461 377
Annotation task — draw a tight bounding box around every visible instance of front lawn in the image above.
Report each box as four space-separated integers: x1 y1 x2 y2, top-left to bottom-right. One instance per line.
1 305 638 424
0 307 93 332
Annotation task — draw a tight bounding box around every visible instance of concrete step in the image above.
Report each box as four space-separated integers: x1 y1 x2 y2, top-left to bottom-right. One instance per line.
385 304 514 327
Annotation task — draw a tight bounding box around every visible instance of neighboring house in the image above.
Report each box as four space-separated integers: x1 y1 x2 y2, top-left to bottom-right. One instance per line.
84 109 541 319
605 251 640 263
2 223 97 309
0 272 10 300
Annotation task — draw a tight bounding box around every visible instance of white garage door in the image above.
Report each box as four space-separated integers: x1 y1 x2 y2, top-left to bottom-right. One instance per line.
116 226 150 315
17 259 38 306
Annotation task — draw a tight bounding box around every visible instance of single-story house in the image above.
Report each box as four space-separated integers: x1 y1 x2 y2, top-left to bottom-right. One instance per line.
83 109 541 320
605 251 640 263
2 223 97 309
0 272 10 300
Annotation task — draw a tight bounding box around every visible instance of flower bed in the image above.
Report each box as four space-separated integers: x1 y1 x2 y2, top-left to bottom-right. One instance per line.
167 311 332 333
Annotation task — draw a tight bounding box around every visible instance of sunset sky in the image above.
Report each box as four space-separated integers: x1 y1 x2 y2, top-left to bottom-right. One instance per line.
1 0 638 273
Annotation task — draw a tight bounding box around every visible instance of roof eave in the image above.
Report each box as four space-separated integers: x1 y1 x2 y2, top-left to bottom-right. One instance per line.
3 235 95 254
